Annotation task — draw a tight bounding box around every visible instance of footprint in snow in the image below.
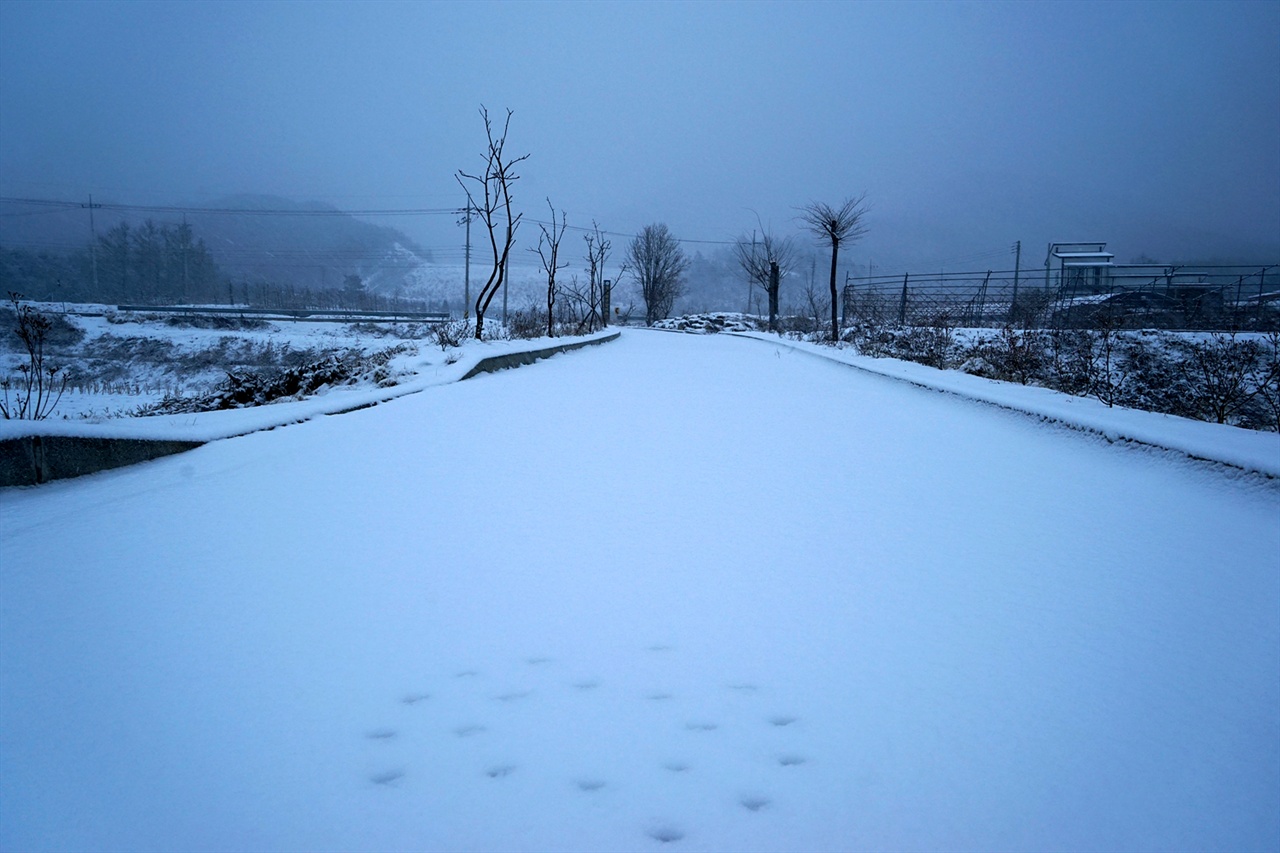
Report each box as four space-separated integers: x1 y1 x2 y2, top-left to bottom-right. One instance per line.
365 728 397 740
647 825 685 844
778 755 807 767
370 769 404 785
486 764 516 779
493 690 532 703
575 778 607 792
401 693 430 705
740 795 771 812
768 715 797 727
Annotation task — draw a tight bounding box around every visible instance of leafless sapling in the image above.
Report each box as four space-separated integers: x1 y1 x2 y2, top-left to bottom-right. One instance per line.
531 199 568 338
0 293 69 420
798 194 869 341
456 106 529 340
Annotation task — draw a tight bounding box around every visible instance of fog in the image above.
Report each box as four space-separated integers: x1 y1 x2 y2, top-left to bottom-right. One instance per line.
2 0 1278 271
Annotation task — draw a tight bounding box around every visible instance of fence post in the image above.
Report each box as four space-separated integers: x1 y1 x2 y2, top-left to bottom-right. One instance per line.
898 273 909 325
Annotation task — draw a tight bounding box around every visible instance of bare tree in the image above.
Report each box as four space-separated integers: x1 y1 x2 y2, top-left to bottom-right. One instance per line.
734 228 796 332
628 223 689 325
798 194 869 341
531 199 568 338
0 293 68 421
456 106 529 339
582 222 612 329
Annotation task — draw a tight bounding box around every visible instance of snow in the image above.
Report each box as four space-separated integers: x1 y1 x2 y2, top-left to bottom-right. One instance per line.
2 330 1278 852
734 332 1280 478
0 323 617 443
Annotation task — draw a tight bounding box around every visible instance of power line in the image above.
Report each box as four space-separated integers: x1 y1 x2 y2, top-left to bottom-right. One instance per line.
1 195 739 245
0 196 460 217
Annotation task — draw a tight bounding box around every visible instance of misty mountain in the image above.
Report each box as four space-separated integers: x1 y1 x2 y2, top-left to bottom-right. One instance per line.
0 194 434 298
183 195 432 294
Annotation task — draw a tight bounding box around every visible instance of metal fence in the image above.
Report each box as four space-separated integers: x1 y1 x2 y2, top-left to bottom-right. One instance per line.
841 264 1279 331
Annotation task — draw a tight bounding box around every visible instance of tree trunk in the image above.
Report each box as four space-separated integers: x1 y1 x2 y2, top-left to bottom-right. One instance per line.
828 241 840 341
769 262 780 332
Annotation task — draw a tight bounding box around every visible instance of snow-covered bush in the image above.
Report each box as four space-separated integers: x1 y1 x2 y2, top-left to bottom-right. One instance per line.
137 344 412 414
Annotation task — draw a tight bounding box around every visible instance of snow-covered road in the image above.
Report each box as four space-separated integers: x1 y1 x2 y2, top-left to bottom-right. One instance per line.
2 330 1277 852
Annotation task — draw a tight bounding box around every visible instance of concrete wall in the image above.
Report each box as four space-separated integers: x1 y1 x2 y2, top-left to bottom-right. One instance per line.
0 435 205 487
460 332 620 380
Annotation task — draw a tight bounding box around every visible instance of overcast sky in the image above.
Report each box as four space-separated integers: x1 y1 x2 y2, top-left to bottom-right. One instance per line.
2 0 1277 270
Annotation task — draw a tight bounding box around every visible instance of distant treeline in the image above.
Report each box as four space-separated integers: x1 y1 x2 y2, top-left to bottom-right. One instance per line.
0 220 442 313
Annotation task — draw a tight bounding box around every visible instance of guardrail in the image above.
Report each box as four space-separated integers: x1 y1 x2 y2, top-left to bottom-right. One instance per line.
114 305 450 323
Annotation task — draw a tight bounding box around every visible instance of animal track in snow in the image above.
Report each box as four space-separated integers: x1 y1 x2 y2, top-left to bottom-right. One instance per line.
662 761 690 772
647 825 685 844
486 764 516 779
740 795 771 812
645 644 673 652
572 679 600 690
493 690 533 703
767 715 797 727
454 670 479 678
526 656 553 665
400 693 430 705
575 778 606 792
684 722 718 732
646 692 673 701
453 724 486 737
365 728 397 740
370 769 404 785
777 755 807 767
727 683 759 692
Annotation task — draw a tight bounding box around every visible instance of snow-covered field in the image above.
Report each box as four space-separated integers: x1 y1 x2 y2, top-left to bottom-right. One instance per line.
1 331 1277 852
0 306 447 420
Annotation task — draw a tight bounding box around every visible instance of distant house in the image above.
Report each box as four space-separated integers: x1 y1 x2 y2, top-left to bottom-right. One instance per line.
1045 242 1115 295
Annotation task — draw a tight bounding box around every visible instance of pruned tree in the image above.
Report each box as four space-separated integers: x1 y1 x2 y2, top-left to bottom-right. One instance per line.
798 194 869 341
628 223 688 325
531 199 568 338
456 106 529 339
734 227 795 332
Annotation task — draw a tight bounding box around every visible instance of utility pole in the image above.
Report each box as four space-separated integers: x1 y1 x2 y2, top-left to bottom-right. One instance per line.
181 214 190 303
1010 240 1021 322
459 206 473 320
84 194 100 293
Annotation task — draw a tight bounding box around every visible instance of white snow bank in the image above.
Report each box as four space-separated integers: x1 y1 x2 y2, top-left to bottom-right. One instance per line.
734 332 1280 478
0 331 618 445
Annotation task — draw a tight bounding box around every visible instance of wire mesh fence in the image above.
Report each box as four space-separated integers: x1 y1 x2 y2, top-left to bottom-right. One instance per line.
841 264 1279 332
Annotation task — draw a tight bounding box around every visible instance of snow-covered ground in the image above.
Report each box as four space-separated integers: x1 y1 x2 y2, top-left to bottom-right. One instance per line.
0 305 440 419
1 330 1277 852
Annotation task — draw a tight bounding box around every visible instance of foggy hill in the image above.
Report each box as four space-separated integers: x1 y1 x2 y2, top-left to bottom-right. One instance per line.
0 194 434 297
180 195 433 294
